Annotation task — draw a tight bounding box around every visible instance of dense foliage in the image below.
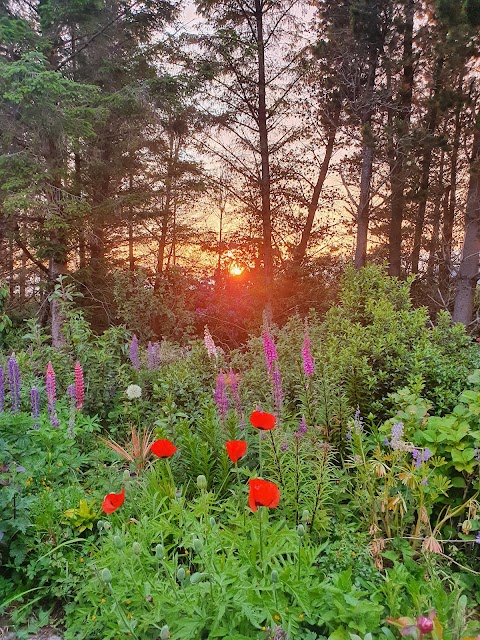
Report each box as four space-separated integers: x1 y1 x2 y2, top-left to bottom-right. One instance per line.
1 270 480 639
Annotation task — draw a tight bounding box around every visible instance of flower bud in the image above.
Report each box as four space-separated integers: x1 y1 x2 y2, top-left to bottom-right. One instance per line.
97 520 104 531
160 624 170 639
100 568 112 583
132 542 142 555
190 571 205 584
197 475 207 490
193 538 203 554
209 516 216 527
301 509 310 525
103 522 111 530
177 567 186 581
296 524 305 537
270 570 279 584
113 535 125 549
123 469 131 482
155 544 165 559
417 617 434 634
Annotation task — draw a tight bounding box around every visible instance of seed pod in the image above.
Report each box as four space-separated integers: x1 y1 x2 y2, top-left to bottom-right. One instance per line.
196 475 207 490
177 567 186 581
113 535 125 549
123 470 131 482
270 570 279 584
155 544 165 559
97 520 104 531
209 516 216 527
190 572 205 584
160 624 170 639
100 568 112 583
193 538 203 554
296 524 305 538
132 542 142 555
301 509 310 525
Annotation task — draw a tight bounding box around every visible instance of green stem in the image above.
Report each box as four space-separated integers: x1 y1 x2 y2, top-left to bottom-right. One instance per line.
258 431 263 474
258 508 264 568
269 430 284 485
297 537 302 580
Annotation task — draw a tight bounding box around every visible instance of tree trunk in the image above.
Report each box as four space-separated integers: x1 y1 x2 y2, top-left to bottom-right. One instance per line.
293 104 340 265
388 0 414 277
426 145 446 277
255 0 273 316
452 116 480 326
410 56 444 274
354 49 378 270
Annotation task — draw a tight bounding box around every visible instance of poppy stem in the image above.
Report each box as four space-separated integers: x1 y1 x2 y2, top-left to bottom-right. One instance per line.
108 583 140 639
235 463 245 527
258 431 262 473
297 537 302 580
258 508 264 567
269 430 283 485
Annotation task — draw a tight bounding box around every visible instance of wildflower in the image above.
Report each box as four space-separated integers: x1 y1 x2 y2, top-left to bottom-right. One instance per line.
294 416 307 439
151 439 177 458
102 488 125 514
46 362 59 427
280 440 288 452
346 407 363 441
226 440 248 463
129 334 140 369
214 371 229 422
389 421 404 450
126 384 142 400
8 354 21 414
227 369 244 426
152 341 161 369
250 410 276 431
0 364 4 413
272 362 283 416
248 478 280 512
262 324 278 376
417 617 434 634
204 326 218 360
30 386 40 429
302 321 315 377
74 361 84 410
422 535 442 554
475 532 480 544
412 447 432 468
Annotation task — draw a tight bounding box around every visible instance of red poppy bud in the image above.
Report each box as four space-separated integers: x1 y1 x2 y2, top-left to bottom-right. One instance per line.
248 478 280 512
226 440 248 463
249 410 276 431
151 439 177 458
102 488 125 514
417 617 434 634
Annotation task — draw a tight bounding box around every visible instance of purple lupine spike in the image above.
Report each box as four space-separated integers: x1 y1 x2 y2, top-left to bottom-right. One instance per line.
302 322 315 377
8 355 20 413
67 384 75 400
46 362 59 427
204 326 218 360
129 334 140 369
214 371 229 423
295 415 308 439
30 386 40 429
0 365 4 413
262 327 278 376
272 361 283 416
147 341 155 370
227 369 244 428
280 440 288 451
389 421 404 450
152 341 160 369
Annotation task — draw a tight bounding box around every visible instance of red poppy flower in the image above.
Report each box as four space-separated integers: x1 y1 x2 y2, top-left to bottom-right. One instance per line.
226 440 248 463
248 478 280 512
249 410 276 431
102 488 125 514
151 439 177 458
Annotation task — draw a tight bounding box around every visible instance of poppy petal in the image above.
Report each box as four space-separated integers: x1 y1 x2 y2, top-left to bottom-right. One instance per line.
102 488 125 514
151 439 177 458
226 440 248 463
248 478 280 511
249 410 276 430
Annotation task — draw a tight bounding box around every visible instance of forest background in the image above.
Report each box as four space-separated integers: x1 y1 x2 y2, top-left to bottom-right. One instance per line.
2 0 480 346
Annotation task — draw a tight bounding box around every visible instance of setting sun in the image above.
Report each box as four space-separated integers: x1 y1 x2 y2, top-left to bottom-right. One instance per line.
230 264 244 276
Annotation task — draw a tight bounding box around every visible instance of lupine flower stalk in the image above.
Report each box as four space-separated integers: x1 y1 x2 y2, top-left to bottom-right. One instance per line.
152 341 160 369
227 369 244 429
272 361 283 416
46 361 59 427
0 365 4 413
8 354 20 413
67 384 76 438
30 386 40 429
74 361 84 410
214 371 229 423
302 321 315 377
262 324 278 376
295 415 308 439
204 326 218 360
129 334 140 369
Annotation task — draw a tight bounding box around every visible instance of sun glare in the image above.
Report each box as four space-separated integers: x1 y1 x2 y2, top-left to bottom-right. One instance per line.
230 264 243 276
